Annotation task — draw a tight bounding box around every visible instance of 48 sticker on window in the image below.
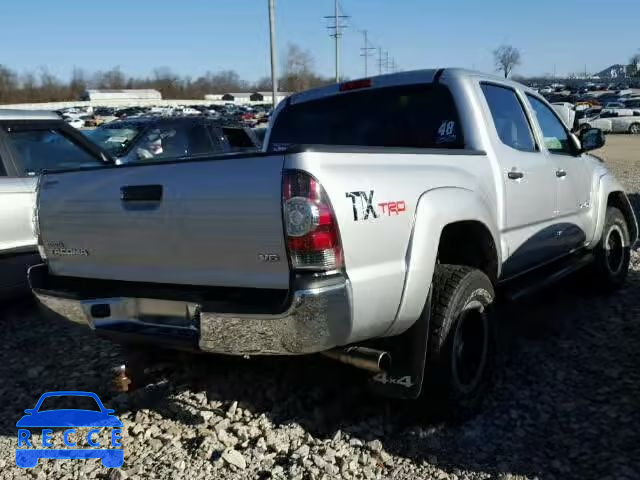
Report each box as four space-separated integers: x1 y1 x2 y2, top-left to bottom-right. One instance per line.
436 120 457 144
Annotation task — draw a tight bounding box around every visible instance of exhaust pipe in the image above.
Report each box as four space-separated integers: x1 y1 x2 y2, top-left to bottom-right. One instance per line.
322 346 391 373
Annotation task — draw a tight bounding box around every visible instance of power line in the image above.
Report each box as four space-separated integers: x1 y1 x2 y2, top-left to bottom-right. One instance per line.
360 30 375 77
332 0 400 78
324 0 349 83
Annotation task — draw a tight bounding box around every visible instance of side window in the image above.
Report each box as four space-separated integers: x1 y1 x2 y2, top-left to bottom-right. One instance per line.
526 95 572 155
222 127 256 152
5 128 104 175
481 84 536 153
134 123 220 162
187 124 220 156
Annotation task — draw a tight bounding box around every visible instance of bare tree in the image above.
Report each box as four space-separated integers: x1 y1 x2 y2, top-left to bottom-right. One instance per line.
629 52 640 77
93 67 126 90
493 45 521 78
280 43 315 92
0 65 18 103
253 76 273 91
69 67 87 99
0 62 331 103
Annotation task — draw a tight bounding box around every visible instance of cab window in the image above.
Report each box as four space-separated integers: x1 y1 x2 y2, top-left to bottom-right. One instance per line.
526 94 573 155
481 84 536 153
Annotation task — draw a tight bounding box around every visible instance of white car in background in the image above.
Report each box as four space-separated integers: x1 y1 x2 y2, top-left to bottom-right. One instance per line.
601 100 640 118
65 117 86 129
552 102 576 129
579 113 640 134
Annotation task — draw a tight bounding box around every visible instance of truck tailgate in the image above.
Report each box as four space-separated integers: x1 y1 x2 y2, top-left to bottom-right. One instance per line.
37 154 290 289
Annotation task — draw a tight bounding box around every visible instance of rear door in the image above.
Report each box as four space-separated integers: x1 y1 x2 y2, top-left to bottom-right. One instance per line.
478 83 558 277
37 154 290 289
525 94 593 253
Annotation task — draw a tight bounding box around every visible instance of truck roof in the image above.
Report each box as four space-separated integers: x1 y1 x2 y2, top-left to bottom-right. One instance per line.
0 109 60 121
287 68 538 106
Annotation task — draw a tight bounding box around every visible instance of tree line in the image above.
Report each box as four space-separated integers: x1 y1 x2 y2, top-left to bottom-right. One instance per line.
0 43 332 104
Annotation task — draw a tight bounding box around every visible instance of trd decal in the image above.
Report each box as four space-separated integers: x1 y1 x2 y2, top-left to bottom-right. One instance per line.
346 191 406 221
378 201 406 216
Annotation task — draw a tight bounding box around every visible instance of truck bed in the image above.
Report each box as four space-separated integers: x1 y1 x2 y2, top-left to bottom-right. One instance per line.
37 151 290 290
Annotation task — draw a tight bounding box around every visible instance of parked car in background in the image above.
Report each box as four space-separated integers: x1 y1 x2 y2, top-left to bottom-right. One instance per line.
65 116 87 129
85 116 260 164
0 109 111 299
624 98 640 109
579 113 640 134
552 102 576 130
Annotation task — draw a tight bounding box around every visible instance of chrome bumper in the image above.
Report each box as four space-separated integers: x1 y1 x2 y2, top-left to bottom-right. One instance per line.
29 265 352 355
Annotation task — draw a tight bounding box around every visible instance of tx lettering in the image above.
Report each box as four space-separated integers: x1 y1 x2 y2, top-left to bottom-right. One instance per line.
346 191 378 221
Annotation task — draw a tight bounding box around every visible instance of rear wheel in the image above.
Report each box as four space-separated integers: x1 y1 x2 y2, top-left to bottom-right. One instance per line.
591 206 631 291
425 265 496 421
629 123 640 134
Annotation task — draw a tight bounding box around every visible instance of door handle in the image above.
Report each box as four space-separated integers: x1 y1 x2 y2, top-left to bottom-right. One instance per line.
556 169 567 178
120 185 163 202
507 170 524 180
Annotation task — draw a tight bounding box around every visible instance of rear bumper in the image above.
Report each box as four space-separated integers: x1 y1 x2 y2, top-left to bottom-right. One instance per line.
28 264 352 355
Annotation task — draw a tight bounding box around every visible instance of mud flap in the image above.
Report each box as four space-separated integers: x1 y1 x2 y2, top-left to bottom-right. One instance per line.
369 288 431 399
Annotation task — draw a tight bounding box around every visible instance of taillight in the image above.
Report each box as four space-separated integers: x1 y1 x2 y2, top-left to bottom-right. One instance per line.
283 171 343 271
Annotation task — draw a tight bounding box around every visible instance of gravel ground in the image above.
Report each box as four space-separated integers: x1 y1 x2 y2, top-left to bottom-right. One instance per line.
1 136 639 480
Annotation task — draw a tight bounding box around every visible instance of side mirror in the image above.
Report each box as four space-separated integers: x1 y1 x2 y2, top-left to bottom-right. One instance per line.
24 409 34 414
579 128 605 152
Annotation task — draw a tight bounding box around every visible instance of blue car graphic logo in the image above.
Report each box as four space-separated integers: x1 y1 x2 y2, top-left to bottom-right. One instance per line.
16 391 123 468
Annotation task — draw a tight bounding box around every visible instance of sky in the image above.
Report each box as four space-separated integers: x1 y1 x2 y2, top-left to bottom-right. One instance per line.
1 0 639 82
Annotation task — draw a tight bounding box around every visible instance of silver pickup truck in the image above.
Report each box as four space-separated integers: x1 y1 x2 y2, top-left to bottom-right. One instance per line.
30 69 637 418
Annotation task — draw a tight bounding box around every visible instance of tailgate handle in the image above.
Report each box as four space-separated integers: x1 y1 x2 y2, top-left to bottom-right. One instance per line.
121 185 163 202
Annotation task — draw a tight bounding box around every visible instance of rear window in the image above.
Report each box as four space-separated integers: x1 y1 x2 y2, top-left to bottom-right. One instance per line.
268 84 464 150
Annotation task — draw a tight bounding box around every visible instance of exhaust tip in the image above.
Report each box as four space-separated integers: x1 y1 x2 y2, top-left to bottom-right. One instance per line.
378 351 392 372
322 346 392 373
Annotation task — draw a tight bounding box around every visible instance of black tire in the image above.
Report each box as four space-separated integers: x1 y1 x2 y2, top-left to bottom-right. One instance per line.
629 123 640 135
425 265 496 421
592 206 631 290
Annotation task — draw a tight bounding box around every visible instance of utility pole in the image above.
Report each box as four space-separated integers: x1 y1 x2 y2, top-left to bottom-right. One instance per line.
377 47 383 75
324 0 349 83
360 30 375 77
268 0 278 109
384 51 390 73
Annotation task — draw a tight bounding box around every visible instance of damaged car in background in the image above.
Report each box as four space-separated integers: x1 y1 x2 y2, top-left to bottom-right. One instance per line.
85 116 261 165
